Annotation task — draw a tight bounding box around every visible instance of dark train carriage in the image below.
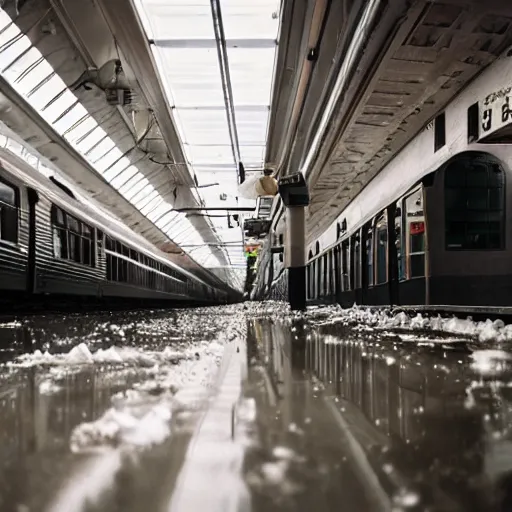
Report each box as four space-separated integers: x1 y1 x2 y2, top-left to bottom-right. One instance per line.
427 152 509 307
307 150 512 310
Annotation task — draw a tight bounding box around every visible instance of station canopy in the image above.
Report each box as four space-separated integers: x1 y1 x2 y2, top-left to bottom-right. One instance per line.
0 0 280 282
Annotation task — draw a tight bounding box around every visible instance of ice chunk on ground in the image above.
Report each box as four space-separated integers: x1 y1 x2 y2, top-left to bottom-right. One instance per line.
70 343 224 453
67 343 94 364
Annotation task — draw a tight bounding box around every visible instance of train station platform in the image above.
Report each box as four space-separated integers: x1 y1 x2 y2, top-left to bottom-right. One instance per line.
0 303 511 511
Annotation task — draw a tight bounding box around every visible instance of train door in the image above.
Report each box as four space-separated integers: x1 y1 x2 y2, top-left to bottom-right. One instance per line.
396 186 427 306
26 188 39 294
307 250 314 300
373 213 389 305
361 222 374 305
387 203 399 305
351 230 362 305
333 245 341 304
339 240 351 306
323 253 328 299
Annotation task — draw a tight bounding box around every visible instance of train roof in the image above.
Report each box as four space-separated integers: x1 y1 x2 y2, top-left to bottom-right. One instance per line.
0 147 217 289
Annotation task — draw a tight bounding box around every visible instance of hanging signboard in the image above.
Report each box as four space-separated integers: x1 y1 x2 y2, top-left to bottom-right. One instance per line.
244 240 261 258
479 87 512 140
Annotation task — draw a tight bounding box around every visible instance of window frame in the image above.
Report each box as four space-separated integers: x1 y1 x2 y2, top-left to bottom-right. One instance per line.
404 186 426 279
51 204 95 267
375 212 388 285
0 176 20 245
444 156 505 251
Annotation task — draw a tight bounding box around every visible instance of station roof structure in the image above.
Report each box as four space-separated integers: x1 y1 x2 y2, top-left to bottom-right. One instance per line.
0 0 281 290
0 0 512 291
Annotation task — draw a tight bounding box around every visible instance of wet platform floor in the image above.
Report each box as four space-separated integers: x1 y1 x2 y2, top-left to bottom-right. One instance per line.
0 304 511 512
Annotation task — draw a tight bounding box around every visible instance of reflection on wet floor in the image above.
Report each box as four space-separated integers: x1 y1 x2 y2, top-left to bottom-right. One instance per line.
1 305 512 511
0 309 232 512
246 316 512 511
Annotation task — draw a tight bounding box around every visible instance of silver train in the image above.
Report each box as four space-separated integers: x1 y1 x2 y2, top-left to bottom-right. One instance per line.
0 148 237 310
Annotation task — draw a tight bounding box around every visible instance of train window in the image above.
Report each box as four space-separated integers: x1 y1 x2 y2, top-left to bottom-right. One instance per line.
314 258 319 298
434 112 446 152
341 240 350 291
395 201 406 280
467 103 479 143
445 158 504 250
322 254 328 296
67 216 79 233
51 205 95 266
366 227 374 287
328 251 334 296
375 214 388 285
306 264 311 299
52 206 68 259
0 179 18 244
352 233 361 289
405 189 426 278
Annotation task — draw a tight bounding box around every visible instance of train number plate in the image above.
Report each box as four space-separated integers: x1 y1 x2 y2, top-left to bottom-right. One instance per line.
480 87 512 138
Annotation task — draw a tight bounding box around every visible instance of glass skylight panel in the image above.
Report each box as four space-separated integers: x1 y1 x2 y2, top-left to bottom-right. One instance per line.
236 109 269 144
154 47 224 107
186 144 234 165
155 210 178 228
160 215 180 232
102 157 131 181
239 145 265 164
172 225 197 245
228 47 276 106
64 116 98 145
53 103 89 134
26 74 65 110
123 177 149 201
88 137 116 162
3 46 41 83
193 246 215 266
136 192 160 213
118 172 144 194
133 188 158 209
137 0 214 40
147 202 172 223
0 32 31 70
140 196 163 216
0 17 18 42
40 91 78 126
222 1 280 40
75 127 108 154
174 107 230 144
110 166 138 189
95 147 124 173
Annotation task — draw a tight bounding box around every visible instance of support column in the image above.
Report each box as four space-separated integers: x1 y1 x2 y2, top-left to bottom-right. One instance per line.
285 206 306 311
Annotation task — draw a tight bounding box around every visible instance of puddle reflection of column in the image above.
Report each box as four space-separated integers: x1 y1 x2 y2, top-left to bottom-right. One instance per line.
269 319 311 429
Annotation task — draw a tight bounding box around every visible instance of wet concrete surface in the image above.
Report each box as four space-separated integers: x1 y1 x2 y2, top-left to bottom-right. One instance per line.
0 304 511 511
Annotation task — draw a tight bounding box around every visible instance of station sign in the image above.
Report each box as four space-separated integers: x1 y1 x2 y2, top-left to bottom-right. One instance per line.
244 245 259 258
479 86 512 140
244 239 261 258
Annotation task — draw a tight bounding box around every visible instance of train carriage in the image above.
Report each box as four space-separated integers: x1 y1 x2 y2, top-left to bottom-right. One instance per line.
0 146 233 308
255 47 512 313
